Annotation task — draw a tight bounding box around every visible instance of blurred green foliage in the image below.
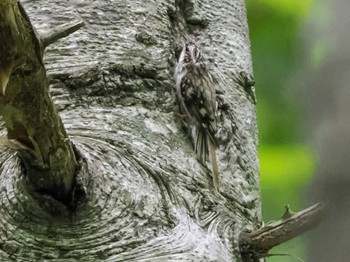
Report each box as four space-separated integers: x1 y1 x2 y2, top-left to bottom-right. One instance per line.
246 0 316 261
260 145 314 220
246 0 311 145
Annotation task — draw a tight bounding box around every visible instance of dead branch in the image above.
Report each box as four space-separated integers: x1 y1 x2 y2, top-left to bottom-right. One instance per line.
239 203 325 261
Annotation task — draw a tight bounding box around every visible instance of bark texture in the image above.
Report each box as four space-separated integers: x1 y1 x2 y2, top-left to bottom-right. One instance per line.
0 0 260 261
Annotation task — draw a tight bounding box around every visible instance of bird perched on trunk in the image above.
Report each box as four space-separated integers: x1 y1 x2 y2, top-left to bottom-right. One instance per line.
174 41 220 190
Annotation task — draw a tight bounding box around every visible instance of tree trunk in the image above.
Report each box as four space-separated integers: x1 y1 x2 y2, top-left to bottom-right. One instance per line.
0 0 260 261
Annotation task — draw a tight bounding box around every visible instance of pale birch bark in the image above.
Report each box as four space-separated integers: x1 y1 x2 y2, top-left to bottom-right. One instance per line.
0 1 260 261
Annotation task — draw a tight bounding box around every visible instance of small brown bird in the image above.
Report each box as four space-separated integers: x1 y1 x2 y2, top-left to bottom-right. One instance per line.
175 41 220 190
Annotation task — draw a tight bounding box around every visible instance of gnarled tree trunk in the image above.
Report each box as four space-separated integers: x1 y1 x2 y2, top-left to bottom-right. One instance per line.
0 0 260 261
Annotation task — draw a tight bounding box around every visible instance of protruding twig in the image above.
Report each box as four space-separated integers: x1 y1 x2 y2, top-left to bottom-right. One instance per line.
239 203 325 261
41 19 85 50
282 204 296 220
0 137 31 151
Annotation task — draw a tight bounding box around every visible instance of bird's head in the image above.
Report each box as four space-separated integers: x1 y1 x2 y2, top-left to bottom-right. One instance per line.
184 42 202 65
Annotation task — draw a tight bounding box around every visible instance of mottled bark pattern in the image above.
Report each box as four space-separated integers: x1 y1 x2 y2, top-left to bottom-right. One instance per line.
0 0 260 261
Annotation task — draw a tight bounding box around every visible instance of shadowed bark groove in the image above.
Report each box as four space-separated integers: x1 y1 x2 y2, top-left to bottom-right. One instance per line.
0 0 260 261
0 1 79 202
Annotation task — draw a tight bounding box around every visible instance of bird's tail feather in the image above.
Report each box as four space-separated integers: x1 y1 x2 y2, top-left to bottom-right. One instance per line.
195 126 208 163
195 127 220 190
209 139 219 190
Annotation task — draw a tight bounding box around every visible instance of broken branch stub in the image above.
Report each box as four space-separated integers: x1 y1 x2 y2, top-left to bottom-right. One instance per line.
239 203 325 261
0 1 80 202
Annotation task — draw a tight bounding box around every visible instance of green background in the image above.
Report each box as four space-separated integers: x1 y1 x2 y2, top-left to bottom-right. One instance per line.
246 0 325 261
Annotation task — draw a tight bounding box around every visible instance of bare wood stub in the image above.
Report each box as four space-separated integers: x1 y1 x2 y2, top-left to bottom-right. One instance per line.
239 203 325 261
